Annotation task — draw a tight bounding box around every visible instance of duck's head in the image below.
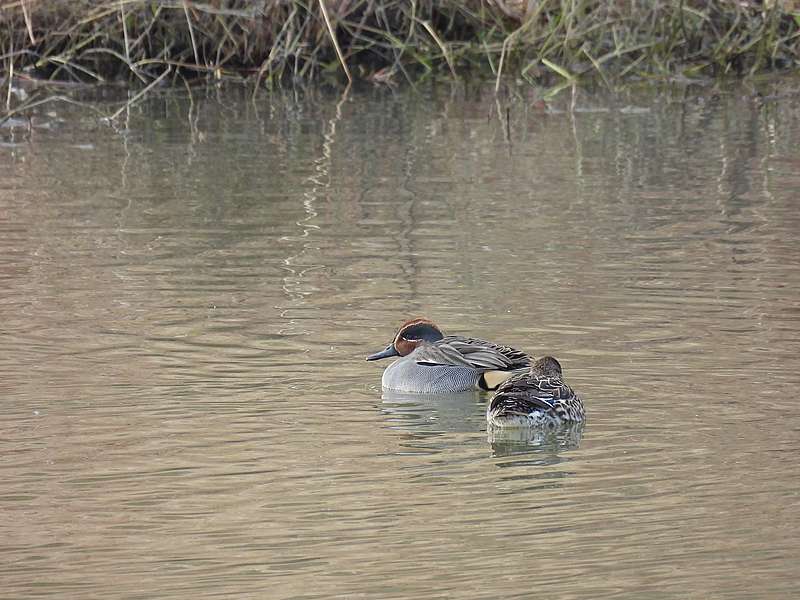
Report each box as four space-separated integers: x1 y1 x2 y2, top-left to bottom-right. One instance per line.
366 318 445 361
531 356 563 378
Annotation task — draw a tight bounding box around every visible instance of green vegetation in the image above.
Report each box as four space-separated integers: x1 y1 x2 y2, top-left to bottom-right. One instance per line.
1 0 799 90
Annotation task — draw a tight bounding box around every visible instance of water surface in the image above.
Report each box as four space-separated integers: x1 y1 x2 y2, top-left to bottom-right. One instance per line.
2 79 799 598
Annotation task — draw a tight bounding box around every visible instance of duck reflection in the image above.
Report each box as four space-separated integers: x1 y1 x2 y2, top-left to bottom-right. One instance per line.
487 422 585 458
380 388 485 434
380 388 585 460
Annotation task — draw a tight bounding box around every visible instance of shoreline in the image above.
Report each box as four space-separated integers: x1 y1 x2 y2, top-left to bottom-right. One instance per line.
1 2 797 88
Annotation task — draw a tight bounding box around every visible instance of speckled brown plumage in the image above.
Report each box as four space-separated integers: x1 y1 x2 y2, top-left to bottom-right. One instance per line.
486 356 585 428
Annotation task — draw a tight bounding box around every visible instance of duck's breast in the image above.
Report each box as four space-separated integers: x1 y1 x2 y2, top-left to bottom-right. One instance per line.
381 358 481 393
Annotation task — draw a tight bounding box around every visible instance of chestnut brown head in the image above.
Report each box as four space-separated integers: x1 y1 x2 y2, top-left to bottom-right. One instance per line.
366 318 445 361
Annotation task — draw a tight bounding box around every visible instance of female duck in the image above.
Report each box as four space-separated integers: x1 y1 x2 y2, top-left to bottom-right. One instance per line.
486 356 585 428
366 318 530 393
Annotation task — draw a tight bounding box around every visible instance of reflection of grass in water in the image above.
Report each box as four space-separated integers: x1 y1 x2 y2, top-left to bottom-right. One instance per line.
2 1 798 91
488 422 585 459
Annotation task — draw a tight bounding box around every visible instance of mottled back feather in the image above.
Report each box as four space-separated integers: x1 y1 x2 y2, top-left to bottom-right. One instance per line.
487 368 585 425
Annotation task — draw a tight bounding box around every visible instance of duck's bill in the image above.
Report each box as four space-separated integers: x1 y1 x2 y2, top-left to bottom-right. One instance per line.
366 345 399 361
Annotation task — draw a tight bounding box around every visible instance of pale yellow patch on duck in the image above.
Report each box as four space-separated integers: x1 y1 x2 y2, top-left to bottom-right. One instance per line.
481 370 516 390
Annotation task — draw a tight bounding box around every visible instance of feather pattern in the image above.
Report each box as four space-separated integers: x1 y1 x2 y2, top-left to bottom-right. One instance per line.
414 336 530 371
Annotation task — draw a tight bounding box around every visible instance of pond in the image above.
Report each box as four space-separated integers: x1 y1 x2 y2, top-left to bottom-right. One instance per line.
2 79 799 598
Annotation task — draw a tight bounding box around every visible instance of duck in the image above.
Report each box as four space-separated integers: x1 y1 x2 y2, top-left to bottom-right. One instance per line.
486 356 585 428
366 318 530 393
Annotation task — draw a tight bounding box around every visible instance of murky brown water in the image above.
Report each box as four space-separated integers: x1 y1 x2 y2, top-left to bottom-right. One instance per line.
2 79 800 598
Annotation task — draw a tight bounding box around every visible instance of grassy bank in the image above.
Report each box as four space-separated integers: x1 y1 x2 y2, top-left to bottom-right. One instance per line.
1 1 799 91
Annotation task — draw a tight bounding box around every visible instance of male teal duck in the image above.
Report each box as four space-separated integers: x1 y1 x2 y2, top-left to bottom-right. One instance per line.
366 318 530 393
486 356 585 428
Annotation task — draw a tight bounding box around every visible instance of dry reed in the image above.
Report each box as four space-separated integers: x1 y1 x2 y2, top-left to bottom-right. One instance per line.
0 1 797 90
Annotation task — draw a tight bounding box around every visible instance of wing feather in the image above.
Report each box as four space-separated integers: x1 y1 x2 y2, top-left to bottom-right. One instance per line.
413 336 530 370
489 372 577 413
